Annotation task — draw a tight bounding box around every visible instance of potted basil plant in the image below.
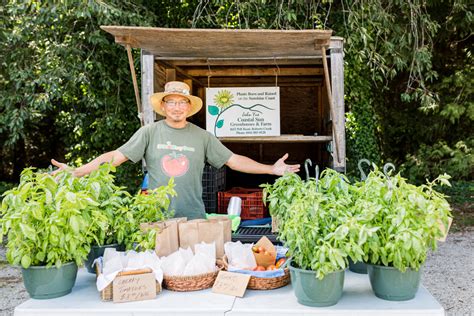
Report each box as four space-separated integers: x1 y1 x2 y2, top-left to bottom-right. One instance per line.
0 169 106 299
79 163 131 273
263 169 375 307
121 178 177 251
352 168 452 301
82 163 177 273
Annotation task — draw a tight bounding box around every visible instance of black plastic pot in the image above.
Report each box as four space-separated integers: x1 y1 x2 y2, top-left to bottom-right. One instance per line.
84 243 123 274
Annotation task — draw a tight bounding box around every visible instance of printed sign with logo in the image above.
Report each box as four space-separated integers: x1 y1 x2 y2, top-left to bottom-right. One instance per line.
206 87 280 137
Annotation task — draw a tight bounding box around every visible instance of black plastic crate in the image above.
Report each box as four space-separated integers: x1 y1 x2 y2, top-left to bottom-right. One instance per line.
231 226 279 244
202 164 226 213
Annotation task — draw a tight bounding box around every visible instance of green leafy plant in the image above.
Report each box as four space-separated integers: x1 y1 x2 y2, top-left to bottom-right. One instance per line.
0 169 106 268
351 168 452 272
75 163 131 247
122 180 177 251
263 169 375 279
0 164 177 269
75 162 177 251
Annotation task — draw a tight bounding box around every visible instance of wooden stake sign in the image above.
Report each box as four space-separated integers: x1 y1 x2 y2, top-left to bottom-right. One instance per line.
212 271 251 297
437 217 453 242
112 273 156 303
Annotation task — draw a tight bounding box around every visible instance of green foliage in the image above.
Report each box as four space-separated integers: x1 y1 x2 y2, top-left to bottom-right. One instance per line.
0 1 154 188
0 0 471 187
401 138 473 183
437 180 474 205
262 170 372 279
192 0 331 29
124 180 177 251
0 169 106 268
0 164 176 268
352 168 452 271
77 163 131 246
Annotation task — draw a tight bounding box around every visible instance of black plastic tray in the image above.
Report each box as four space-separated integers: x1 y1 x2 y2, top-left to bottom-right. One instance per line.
232 226 279 244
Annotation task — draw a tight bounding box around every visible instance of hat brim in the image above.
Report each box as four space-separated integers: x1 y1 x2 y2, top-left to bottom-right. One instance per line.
150 92 203 117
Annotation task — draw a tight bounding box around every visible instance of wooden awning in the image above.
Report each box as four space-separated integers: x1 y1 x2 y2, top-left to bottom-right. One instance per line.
100 26 341 163
100 27 333 59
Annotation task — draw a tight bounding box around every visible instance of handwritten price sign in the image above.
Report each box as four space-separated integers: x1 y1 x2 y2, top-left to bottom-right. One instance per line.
212 271 251 297
112 273 156 303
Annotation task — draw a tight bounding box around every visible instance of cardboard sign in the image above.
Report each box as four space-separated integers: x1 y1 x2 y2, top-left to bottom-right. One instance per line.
254 236 277 268
437 217 453 242
206 87 280 137
212 271 251 297
112 273 156 303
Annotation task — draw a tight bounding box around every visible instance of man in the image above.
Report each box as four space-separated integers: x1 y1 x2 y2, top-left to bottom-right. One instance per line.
52 81 300 219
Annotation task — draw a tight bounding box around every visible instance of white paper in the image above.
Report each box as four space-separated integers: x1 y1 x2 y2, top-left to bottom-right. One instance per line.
96 250 163 291
224 241 257 270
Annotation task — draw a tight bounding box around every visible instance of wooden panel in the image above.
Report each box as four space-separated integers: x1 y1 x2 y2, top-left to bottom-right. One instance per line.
184 66 323 77
224 142 327 188
280 86 320 135
154 63 166 92
330 38 346 171
194 77 323 86
141 51 155 125
101 27 332 58
165 57 323 67
165 68 176 82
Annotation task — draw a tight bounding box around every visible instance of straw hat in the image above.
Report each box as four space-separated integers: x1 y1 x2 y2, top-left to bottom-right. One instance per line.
150 81 203 117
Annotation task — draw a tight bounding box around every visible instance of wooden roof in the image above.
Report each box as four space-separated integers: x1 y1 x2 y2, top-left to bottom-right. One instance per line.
100 27 333 59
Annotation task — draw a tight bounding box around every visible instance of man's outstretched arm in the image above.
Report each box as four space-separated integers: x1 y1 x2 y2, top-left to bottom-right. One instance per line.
225 153 300 176
51 150 128 177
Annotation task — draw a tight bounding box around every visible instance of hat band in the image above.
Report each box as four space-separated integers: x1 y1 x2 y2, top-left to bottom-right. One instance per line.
165 88 190 95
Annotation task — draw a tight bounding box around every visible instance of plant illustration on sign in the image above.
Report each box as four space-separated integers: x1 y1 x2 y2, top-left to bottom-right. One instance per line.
208 90 274 136
214 89 234 109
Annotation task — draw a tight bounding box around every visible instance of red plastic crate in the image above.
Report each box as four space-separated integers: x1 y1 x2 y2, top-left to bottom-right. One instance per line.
217 187 269 220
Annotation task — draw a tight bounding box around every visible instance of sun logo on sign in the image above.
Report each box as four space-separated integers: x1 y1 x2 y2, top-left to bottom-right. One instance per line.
214 90 234 109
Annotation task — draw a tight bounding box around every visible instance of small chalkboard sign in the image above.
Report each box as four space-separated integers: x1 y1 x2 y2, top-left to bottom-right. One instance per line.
212 271 251 297
112 273 156 303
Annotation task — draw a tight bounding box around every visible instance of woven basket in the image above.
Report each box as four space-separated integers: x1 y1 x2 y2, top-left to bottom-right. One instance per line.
97 267 162 301
247 268 290 290
162 270 219 292
162 259 224 292
222 255 290 290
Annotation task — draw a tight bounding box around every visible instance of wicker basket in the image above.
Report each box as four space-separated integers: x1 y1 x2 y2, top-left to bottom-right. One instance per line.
162 259 225 292
222 255 290 290
97 267 162 301
162 270 219 292
247 268 290 290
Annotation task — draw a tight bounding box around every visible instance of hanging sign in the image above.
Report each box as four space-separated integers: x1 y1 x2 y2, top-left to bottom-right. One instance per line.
206 87 280 137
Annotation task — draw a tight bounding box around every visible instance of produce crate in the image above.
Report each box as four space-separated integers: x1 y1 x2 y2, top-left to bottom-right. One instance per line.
202 164 226 213
217 187 269 220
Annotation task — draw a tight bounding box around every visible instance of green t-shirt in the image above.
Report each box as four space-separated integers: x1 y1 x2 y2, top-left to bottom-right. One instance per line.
118 120 233 220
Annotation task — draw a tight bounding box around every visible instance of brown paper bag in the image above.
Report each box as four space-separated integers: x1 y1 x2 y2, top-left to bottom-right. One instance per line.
253 236 277 268
141 217 186 258
208 216 232 243
178 219 206 252
178 217 232 259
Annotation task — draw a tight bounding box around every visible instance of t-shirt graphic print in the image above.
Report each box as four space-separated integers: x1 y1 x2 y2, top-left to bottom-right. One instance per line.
158 143 195 177
117 120 233 220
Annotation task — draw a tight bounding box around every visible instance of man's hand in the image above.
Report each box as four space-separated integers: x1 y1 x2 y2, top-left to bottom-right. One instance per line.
272 153 300 176
50 159 73 176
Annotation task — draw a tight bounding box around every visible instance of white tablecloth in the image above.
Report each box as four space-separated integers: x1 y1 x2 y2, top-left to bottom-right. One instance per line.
14 269 444 316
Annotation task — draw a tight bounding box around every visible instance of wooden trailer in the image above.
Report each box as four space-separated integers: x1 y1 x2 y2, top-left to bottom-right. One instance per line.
101 27 345 187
